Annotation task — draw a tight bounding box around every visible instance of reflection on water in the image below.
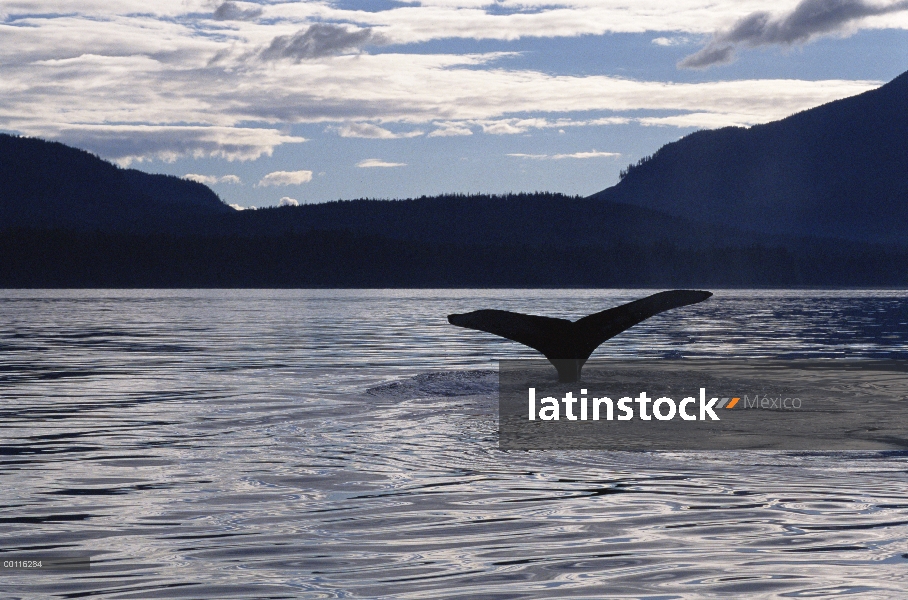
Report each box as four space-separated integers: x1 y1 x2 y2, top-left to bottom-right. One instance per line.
1 289 908 598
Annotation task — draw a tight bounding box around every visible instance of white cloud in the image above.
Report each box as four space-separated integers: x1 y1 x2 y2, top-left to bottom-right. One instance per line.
0 2 895 163
476 117 614 134
264 1 773 44
587 117 633 126
336 123 424 139
257 170 314 186
2 49 879 154
556 150 620 159
230 1 908 45
183 173 242 185
1 14 878 116
428 123 473 137
652 36 694 46
357 158 406 168
228 203 247 211
637 112 766 128
481 121 528 134
508 150 620 160
278 196 299 206
11 124 306 165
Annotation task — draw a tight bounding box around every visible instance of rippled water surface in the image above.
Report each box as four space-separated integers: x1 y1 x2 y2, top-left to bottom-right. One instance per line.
3 289 908 598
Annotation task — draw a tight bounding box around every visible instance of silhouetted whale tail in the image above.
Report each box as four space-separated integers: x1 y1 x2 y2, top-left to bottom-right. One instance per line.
447 290 712 382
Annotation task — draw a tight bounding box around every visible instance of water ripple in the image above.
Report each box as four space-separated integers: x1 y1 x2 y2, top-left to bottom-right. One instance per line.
2 290 908 598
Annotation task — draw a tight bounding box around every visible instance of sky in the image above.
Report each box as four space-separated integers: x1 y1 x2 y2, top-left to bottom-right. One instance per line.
2 1 907 209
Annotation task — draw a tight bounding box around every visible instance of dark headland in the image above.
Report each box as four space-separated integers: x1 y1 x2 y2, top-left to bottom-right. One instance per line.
2 69 908 287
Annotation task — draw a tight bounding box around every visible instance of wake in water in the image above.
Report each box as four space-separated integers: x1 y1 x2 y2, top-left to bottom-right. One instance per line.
366 370 499 398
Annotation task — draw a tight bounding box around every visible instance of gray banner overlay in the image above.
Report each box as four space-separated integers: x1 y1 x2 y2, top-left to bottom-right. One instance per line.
499 359 908 450
0 554 91 572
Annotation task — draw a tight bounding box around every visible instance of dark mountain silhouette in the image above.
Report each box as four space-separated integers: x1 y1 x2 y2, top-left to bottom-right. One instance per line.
591 70 908 244
0 130 749 248
0 133 232 232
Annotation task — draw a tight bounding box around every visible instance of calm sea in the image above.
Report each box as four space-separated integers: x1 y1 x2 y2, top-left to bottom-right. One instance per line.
2 289 908 598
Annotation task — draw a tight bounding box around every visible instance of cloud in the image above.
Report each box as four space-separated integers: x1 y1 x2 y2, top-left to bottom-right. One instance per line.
508 150 620 160
555 150 620 159
680 0 908 68
428 123 473 137
261 23 389 61
336 123 424 139
356 158 406 168
257 170 314 186
6 49 878 155
19 125 307 166
652 36 693 46
587 117 633 126
229 203 247 211
0 5 890 164
212 2 262 21
218 1 908 46
278 196 299 206
481 121 528 135
637 111 766 128
183 173 242 185
475 117 630 134
680 44 737 68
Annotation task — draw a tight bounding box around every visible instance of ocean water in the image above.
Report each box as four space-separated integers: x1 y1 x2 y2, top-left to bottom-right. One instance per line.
2 289 908 598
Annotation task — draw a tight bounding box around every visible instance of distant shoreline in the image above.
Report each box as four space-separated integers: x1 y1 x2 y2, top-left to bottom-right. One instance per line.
2 227 907 289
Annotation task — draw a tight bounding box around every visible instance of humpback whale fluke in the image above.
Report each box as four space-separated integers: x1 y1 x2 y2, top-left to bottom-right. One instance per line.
447 290 712 382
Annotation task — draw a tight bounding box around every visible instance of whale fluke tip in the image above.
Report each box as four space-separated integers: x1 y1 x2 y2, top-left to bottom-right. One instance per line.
447 313 467 326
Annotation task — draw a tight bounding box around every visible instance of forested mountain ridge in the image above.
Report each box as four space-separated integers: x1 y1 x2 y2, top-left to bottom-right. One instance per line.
592 69 908 244
0 133 232 232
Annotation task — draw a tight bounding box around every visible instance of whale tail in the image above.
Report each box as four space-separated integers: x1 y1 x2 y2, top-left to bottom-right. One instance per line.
447 290 712 382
